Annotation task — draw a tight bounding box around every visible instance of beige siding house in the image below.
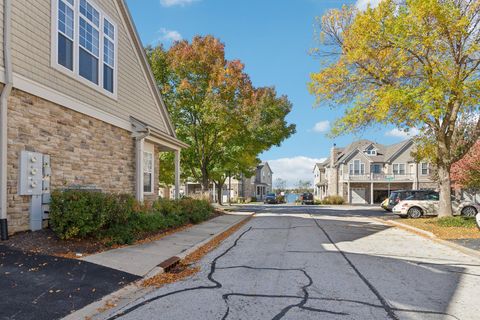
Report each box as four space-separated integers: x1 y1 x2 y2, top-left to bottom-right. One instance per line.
314 139 437 204
0 0 187 238
229 162 273 202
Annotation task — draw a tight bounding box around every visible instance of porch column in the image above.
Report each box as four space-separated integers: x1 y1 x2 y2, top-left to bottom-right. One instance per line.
135 138 145 202
370 182 374 205
347 182 350 204
174 149 181 200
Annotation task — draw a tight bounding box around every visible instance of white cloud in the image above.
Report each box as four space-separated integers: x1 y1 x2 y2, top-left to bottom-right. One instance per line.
267 156 326 188
160 0 199 7
313 120 330 133
385 128 420 140
355 0 383 11
158 28 183 42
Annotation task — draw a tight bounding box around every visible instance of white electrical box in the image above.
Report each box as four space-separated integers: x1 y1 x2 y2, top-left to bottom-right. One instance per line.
19 151 44 196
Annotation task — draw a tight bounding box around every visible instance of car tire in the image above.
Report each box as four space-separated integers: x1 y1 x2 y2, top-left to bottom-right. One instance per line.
461 206 478 217
407 207 423 219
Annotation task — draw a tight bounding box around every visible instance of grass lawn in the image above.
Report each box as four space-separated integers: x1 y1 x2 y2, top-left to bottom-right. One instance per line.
400 216 480 240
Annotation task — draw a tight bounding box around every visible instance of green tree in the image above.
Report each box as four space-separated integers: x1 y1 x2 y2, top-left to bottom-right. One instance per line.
147 36 295 198
309 0 480 217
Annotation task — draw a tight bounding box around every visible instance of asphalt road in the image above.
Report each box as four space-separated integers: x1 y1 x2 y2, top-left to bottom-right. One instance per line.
108 205 480 320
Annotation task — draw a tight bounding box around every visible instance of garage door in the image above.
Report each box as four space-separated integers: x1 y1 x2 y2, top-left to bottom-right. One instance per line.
351 188 367 204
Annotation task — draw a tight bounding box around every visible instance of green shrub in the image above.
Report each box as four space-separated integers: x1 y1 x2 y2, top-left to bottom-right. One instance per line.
321 196 345 205
434 216 476 228
49 190 214 244
50 190 111 239
250 197 257 202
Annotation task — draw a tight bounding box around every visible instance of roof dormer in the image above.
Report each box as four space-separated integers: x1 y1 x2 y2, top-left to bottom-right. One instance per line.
364 145 377 156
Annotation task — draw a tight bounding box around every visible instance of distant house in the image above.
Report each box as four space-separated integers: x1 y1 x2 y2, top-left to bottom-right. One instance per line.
230 162 273 201
314 139 437 204
0 0 187 237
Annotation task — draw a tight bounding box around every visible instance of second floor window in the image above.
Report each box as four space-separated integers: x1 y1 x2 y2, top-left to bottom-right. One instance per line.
421 162 429 175
349 160 365 175
393 163 406 175
371 164 382 174
55 0 116 95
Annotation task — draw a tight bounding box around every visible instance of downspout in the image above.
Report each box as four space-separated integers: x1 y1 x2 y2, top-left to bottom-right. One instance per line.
0 0 12 240
133 128 150 202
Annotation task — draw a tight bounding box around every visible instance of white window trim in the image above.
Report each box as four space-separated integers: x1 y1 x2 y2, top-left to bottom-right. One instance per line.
143 142 155 194
350 159 365 175
420 162 430 175
393 163 406 175
51 0 118 100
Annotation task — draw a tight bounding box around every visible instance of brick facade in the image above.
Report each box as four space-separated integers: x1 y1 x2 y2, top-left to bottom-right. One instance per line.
6 89 158 234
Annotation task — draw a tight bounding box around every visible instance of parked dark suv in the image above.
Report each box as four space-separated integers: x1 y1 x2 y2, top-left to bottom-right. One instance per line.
264 193 278 204
386 190 437 211
301 192 314 205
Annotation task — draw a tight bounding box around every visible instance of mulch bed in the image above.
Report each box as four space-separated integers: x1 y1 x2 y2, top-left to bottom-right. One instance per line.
3 210 224 258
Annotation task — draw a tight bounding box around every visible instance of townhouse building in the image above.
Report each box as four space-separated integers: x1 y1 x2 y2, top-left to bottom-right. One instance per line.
229 162 274 202
0 0 187 238
313 139 437 204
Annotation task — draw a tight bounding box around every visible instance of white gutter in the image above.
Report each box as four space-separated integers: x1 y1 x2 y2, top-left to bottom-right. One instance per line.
0 0 12 240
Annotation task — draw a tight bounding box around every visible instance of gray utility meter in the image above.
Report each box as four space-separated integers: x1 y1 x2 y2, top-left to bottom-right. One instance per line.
19 151 51 231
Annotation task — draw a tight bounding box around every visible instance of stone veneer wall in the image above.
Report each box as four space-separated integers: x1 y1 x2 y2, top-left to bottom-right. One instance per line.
6 89 158 234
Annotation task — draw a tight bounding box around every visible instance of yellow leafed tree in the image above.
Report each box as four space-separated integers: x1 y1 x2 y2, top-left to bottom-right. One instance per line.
309 0 480 217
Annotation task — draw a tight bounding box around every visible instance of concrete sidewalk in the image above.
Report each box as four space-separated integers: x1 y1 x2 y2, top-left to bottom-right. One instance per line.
82 213 251 276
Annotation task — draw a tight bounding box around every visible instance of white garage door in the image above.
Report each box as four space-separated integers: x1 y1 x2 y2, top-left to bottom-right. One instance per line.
351 188 367 204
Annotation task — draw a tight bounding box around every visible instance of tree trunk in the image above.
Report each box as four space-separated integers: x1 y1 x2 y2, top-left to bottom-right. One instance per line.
437 165 453 217
200 167 210 201
216 182 224 205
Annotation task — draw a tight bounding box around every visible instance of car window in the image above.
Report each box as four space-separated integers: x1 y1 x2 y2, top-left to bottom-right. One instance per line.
426 193 439 200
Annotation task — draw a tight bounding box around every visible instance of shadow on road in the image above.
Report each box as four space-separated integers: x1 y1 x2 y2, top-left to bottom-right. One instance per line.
107 213 476 320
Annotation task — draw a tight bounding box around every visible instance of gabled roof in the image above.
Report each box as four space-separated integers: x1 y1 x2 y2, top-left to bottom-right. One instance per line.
332 138 414 166
117 0 178 139
384 139 414 162
258 162 273 174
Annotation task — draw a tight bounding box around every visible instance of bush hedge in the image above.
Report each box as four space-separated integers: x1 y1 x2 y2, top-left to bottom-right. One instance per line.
49 190 214 245
320 195 345 205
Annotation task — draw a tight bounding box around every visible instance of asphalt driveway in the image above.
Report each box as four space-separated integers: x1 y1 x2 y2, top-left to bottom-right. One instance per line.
105 206 480 320
0 245 139 320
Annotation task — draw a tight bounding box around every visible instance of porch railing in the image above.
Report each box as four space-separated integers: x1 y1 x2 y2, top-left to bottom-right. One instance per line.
342 173 415 182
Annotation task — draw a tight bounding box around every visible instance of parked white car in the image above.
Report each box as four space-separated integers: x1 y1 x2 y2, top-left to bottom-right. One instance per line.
392 193 480 219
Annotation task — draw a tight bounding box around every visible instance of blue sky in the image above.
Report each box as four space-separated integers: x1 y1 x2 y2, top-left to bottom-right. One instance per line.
126 0 412 186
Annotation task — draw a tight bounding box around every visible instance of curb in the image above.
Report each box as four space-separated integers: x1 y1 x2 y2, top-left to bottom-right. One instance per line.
63 212 254 320
373 218 480 261
375 218 436 238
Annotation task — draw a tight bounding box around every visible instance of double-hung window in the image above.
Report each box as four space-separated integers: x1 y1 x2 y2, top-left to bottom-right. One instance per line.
421 162 429 175
349 160 365 175
54 0 117 96
57 0 74 70
393 163 406 175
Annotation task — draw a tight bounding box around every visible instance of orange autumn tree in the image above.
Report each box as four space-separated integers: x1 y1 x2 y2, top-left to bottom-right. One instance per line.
147 36 295 199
